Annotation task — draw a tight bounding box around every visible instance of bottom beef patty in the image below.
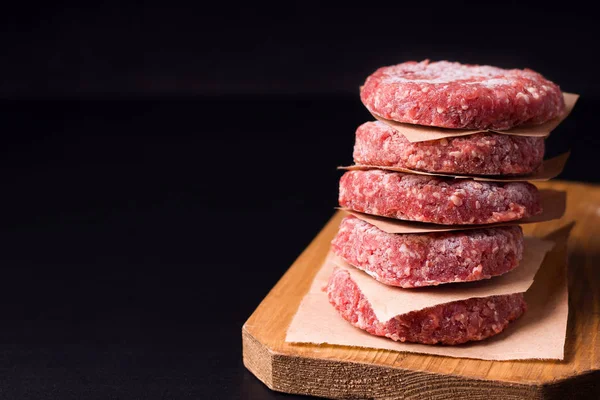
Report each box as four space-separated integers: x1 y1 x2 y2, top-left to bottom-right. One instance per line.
326 267 526 345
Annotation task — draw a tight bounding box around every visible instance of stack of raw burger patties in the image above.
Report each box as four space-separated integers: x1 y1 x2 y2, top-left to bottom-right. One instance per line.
327 61 566 345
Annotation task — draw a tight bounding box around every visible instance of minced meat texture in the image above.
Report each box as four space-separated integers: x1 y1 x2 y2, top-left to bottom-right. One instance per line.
331 215 523 288
326 267 527 345
353 121 545 176
338 170 542 225
360 60 564 130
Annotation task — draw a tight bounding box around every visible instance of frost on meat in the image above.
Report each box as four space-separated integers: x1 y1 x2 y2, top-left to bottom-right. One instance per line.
331 216 524 288
338 170 542 225
354 121 545 175
360 60 564 130
326 267 527 345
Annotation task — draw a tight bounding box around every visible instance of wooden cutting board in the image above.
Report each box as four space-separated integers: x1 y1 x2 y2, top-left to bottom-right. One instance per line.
242 180 600 399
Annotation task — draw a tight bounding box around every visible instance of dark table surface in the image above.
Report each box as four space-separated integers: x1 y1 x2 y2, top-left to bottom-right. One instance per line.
0 95 592 399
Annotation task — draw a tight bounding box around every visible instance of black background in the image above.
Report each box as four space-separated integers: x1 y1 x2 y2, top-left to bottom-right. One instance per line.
0 2 596 399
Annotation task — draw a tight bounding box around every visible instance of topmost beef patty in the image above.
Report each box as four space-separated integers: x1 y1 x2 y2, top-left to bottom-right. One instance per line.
361 60 564 130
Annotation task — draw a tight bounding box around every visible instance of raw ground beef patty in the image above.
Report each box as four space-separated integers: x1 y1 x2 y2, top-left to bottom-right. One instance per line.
331 215 524 288
360 60 564 130
326 267 527 345
354 121 545 175
338 170 541 225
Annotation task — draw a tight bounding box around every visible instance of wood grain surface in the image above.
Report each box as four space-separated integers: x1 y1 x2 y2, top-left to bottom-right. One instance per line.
242 180 600 399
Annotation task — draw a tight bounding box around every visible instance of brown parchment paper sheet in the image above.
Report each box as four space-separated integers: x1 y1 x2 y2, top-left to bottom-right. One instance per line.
370 93 579 143
339 152 569 182
330 236 551 320
286 228 570 360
